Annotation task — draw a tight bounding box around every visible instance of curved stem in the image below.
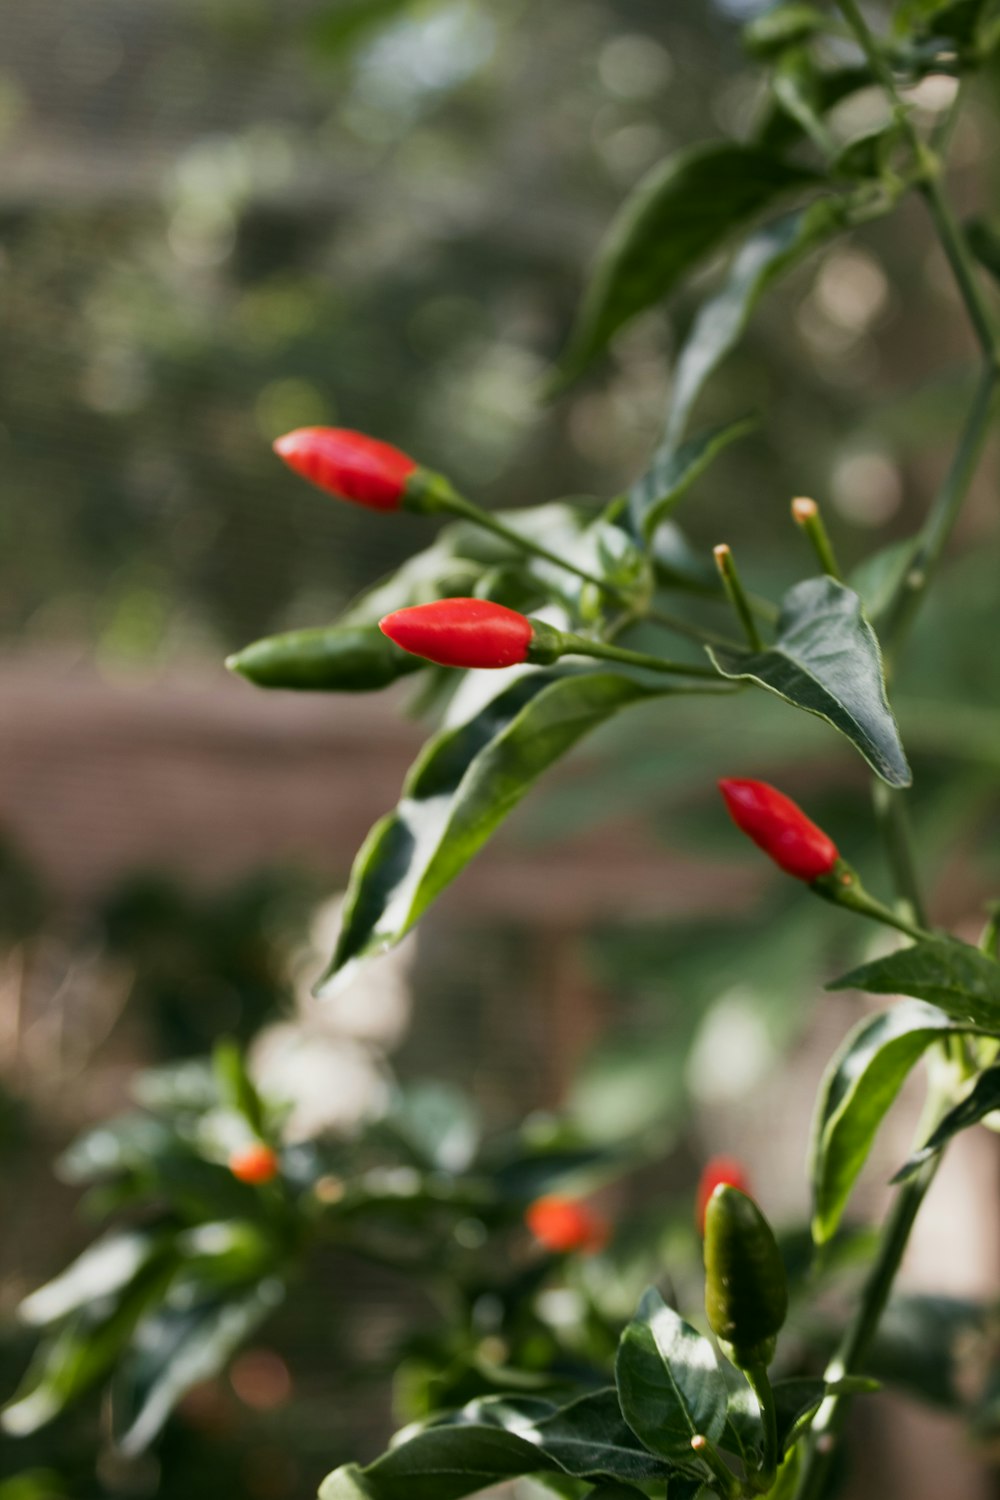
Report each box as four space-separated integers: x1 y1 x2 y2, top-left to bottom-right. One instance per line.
557 632 720 679
745 1364 778 1494
794 1154 941 1500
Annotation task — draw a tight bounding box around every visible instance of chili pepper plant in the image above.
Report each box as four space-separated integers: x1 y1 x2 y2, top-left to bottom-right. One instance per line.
9 2 1000 1497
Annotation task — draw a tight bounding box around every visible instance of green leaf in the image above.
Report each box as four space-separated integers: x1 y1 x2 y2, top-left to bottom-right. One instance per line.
615 1288 728 1458
664 200 852 448
893 1065 1000 1182
318 670 667 993
743 4 829 57
113 1277 284 1454
226 623 423 693
212 1039 267 1136
828 937 1000 1028
553 144 819 389
966 218 1000 288
755 65 875 154
708 576 911 786
318 1425 560 1500
627 418 756 540
809 1000 968 1244
457 1390 675 1483
2 1253 178 1437
18 1232 165 1329
893 0 989 46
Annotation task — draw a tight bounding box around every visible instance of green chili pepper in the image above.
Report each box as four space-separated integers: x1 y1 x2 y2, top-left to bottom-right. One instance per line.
703 1184 788 1370
227 624 424 692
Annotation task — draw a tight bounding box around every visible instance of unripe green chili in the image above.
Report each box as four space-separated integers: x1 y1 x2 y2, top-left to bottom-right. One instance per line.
703 1184 787 1370
227 624 423 692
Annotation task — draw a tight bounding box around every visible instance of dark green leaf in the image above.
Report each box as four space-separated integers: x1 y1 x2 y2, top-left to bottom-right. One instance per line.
772 1379 825 1453
809 1000 968 1243
893 1065 1000 1181
318 1425 560 1500
744 4 829 57
755 65 875 154
664 200 852 448
212 1039 267 1135
226 623 423 693
866 1294 988 1409
831 123 904 182
2 1254 178 1437
627 418 756 540
650 522 721 594
461 1390 675 1482
553 144 819 389
18 1232 166 1329
709 576 910 786
615 1287 728 1458
966 218 1000 288
113 1277 284 1454
318 670 667 993
828 937 1000 1028
893 0 989 46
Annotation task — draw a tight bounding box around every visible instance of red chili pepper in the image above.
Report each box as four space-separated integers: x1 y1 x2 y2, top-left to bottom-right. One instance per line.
229 1143 280 1186
525 1195 610 1255
718 778 838 882
696 1156 752 1236
273 427 417 511
380 598 534 670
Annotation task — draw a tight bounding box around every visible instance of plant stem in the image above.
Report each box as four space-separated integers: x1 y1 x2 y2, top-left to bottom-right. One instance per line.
714 544 764 650
690 1435 740 1499
883 367 997 655
557 632 721 679
794 1153 941 1500
745 1364 779 1494
871 781 928 932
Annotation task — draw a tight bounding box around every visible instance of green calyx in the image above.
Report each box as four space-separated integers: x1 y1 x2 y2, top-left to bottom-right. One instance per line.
704 1185 788 1370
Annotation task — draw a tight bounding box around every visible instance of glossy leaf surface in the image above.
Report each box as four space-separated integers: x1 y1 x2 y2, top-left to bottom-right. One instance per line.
318 670 666 992
555 144 818 388
615 1287 728 1457
829 938 1000 1029
810 1000 967 1243
709 576 910 786
627 417 755 539
894 1066 1000 1181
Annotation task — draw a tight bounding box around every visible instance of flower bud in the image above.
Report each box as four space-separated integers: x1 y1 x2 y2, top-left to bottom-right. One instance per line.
380 598 537 670
525 1195 610 1254
229 1143 279 1186
696 1156 751 1235
273 427 417 511
718 778 838 882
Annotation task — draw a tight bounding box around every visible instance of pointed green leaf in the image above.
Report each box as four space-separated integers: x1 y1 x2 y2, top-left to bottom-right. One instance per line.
18 1232 164 1329
894 1066 1000 1182
114 1277 284 1454
664 200 853 448
553 144 819 389
318 670 669 993
457 1390 675 1483
2 1254 178 1437
809 1000 970 1244
615 1288 728 1458
743 5 829 57
755 65 875 154
828 937 1000 1029
627 417 756 540
708 576 911 786
318 1425 560 1500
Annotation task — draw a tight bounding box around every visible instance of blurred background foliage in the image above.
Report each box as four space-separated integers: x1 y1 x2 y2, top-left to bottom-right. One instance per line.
4 0 1000 1497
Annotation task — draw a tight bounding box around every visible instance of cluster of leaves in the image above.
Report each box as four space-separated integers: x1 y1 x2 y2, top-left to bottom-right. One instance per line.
2 1042 662 1456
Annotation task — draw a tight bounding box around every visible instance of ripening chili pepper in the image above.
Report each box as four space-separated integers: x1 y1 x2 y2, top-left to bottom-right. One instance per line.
703 1184 788 1370
229 1143 280 1186
696 1156 752 1236
273 428 418 512
227 623 424 693
718 778 838 882
380 598 539 670
525 1195 610 1254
